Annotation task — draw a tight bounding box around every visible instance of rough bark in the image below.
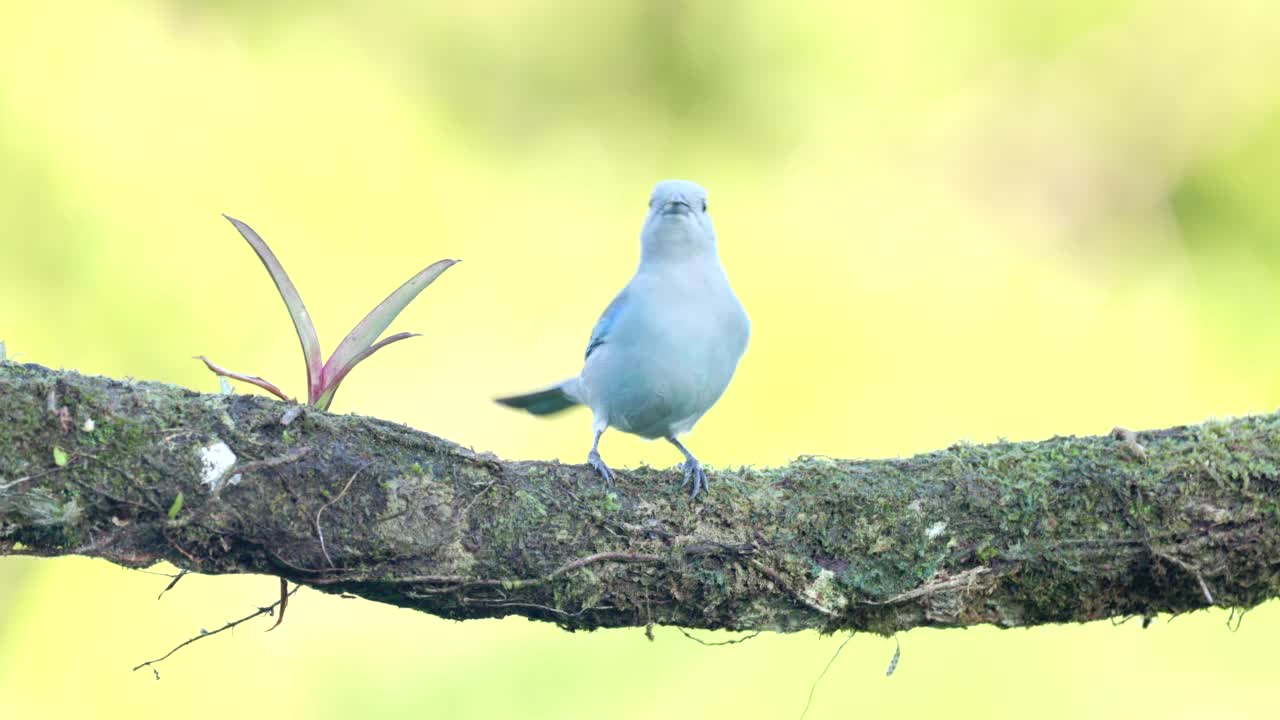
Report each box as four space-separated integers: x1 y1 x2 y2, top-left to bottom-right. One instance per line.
2 361 1278 634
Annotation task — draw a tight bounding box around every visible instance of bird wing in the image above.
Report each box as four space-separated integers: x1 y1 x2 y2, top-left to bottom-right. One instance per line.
585 288 629 361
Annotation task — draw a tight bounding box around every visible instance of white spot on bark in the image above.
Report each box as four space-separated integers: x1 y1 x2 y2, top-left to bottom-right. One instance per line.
200 441 239 491
803 568 849 611
926 521 947 540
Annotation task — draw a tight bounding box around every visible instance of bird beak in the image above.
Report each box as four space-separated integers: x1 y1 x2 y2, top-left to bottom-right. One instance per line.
661 194 693 215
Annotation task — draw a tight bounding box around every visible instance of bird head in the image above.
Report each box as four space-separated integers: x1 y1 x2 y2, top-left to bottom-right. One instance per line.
640 179 717 262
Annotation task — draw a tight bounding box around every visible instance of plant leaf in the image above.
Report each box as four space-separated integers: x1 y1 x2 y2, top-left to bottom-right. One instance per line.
312 332 420 411
318 258 457 400
52 446 68 467
222 215 324 401
196 356 293 403
167 492 184 520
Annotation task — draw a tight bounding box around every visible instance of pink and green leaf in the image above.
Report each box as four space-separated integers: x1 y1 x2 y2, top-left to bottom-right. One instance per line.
222 215 324 401
319 258 457 398
311 332 421 410
209 216 456 412
196 356 293 403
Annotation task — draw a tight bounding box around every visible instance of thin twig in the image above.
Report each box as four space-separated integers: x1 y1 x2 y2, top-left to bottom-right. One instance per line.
133 568 183 578
0 462 71 491
677 628 762 646
83 452 166 512
1153 550 1215 605
459 599 615 618
164 534 201 566
747 558 840 618
798 633 854 720
230 447 312 479
332 550 663 595
315 465 367 568
1226 607 1247 632
460 480 498 518
157 569 190 600
133 584 301 677
541 551 661 583
864 566 993 606
66 476 154 513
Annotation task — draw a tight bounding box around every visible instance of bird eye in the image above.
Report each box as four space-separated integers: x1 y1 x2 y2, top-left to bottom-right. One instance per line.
701 199 708 212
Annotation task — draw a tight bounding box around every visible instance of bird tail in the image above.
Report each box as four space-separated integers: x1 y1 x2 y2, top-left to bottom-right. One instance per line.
495 378 582 416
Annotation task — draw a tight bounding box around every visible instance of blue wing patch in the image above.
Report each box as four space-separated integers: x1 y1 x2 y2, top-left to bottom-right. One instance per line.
585 290 628 360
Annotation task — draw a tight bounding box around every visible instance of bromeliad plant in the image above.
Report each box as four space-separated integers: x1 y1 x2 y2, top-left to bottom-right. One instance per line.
199 215 457 411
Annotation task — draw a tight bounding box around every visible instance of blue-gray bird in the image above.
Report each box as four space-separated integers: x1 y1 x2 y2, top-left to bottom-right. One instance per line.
496 179 750 498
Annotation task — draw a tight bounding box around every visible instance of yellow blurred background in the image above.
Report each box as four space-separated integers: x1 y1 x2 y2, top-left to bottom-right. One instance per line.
2 0 1279 717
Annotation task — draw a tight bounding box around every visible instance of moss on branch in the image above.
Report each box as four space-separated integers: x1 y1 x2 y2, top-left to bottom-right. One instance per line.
2 362 1279 633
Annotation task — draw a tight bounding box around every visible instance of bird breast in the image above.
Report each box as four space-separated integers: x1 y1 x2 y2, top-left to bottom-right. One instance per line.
581 265 748 438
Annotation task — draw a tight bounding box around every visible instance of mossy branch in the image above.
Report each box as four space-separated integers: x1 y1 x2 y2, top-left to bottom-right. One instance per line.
2 362 1279 634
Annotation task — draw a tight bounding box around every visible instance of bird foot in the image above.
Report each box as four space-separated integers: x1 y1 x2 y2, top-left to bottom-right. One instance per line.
680 458 709 499
588 450 614 484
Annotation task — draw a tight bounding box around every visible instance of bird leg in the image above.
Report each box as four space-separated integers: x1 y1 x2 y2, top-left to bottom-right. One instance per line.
587 428 613 484
666 436 708 498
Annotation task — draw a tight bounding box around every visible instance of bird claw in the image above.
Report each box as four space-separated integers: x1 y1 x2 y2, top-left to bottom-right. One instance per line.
680 459 709 498
588 450 614 485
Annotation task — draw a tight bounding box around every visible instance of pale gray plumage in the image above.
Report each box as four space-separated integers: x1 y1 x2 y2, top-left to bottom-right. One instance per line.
496 179 749 497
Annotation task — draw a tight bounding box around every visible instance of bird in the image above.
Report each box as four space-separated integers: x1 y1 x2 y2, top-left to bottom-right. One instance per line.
496 179 750 498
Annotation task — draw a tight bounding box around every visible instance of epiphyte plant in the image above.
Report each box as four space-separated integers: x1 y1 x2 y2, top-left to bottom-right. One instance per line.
199 215 457 411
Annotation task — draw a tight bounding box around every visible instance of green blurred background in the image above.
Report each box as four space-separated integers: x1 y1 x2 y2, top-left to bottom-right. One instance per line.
2 0 1279 717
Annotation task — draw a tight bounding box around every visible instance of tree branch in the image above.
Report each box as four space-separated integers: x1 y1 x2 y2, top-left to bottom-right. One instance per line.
2 362 1278 633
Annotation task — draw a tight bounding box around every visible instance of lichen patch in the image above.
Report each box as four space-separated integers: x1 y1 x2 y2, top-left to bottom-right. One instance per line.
199 441 238 491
